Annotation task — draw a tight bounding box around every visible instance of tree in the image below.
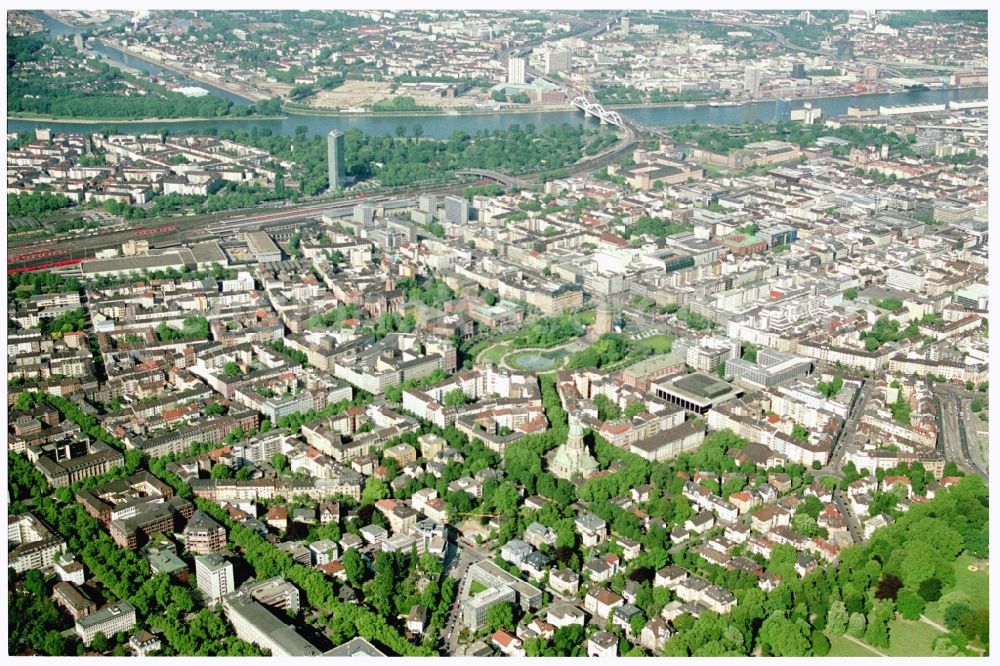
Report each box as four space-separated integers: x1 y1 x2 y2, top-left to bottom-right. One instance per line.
899 540 940 588
90 632 109 653
811 631 830 656
210 463 232 479
204 403 225 416
361 477 389 504
551 624 585 656
270 454 288 473
624 402 645 419
826 600 849 635
594 394 621 421
343 548 365 586
759 611 811 656
14 392 36 412
864 600 892 648
932 636 961 656
630 612 646 638
896 587 926 621
875 573 903 600
944 601 974 632
847 612 866 638
918 578 943 602
222 361 241 378
23 569 46 598
490 482 519 516
486 602 515 634
443 388 467 408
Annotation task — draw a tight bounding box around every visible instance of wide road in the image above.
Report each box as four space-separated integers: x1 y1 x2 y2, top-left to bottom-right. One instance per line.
820 379 872 478
935 388 988 479
832 487 865 544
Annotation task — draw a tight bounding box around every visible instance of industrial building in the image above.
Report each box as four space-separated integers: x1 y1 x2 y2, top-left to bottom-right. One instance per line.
244 231 282 263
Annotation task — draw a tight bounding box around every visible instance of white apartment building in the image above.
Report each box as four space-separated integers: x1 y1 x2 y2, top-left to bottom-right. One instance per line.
75 602 137 646
196 553 235 606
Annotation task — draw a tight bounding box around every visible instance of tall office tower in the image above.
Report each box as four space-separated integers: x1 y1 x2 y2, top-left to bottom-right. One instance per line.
196 553 234 606
744 67 762 96
444 195 470 226
418 195 438 215
327 130 346 191
792 62 806 79
354 203 375 225
543 48 572 74
507 57 526 85
620 16 630 36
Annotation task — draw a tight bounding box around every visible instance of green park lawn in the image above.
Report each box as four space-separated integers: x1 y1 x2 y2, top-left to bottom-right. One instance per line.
826 618 943 657
825 633 882 657
478 343 511 366
885 617 941 656
924 553 990 625
636 334 673 354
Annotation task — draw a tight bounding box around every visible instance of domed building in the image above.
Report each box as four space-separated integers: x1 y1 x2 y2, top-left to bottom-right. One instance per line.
547 415 599 481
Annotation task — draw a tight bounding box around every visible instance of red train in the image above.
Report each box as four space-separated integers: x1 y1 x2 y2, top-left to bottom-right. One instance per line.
7 258 84 275
135 225 178 237
8 248 70 263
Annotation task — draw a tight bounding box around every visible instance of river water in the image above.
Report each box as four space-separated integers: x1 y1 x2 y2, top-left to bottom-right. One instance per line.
14 11 988 140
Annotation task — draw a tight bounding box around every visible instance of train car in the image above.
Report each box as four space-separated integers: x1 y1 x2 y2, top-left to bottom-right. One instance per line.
7 258 84 275
135 225 178 237
8 248 71 263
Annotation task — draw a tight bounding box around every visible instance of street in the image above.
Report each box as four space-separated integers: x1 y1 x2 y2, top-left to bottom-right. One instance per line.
832 487 864 544
819 379 872 478
441 538 493 655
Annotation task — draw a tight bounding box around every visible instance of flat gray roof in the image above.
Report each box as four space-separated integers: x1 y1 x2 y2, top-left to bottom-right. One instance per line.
81 250 194 275
245 231 280 256
191 241 228 265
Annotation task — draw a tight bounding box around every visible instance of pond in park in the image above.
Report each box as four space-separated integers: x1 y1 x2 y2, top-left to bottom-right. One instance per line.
508 350 564 371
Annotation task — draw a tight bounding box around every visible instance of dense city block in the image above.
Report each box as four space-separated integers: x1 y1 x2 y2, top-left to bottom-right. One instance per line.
6 8 990 660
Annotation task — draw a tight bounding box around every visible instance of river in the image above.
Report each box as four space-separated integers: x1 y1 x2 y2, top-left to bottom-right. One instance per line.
30 10 253 106
14 11 987 140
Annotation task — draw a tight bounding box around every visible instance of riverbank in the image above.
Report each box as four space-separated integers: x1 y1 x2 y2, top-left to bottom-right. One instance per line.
97 38 266 103
283 104 574 118
8 112 287 124
8 86 986 139
279 84 986 118
597 84 984 110
42 10 101 28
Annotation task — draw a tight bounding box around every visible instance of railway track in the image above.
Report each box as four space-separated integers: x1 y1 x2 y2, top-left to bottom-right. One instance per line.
9 124 636 272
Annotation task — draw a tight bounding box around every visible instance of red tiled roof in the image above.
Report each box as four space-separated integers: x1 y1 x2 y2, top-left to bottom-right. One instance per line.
492 630 515 647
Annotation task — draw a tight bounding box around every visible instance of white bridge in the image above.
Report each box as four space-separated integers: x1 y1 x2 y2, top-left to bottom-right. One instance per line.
570 95 626 127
